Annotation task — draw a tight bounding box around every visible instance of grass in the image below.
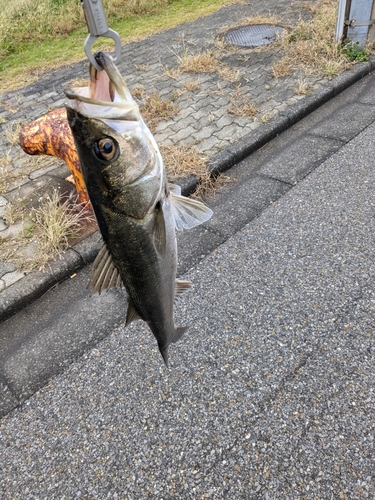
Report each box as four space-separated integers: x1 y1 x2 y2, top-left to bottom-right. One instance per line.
217 66 240 83
2 196 28 225
30 190 91 260
0 189 94 271
185 81 200 91
0 0 239 92
161 143 214 197
178 50 219 73
135 90 178 131
0 154 56 193
161 143 208 181
227 86 258 118
271 0 354 79
160 143 234 198
257 110 276 124
3 120 25 145
294 78 315 95
168 45 241 83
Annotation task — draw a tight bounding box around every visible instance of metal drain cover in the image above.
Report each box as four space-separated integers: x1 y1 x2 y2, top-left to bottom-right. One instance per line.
224 24 284 48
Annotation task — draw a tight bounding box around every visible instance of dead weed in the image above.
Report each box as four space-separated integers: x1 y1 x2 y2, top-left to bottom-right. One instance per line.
0 189 93 271
272 0 351 78
160 143 235 198
227 87 258 118
135 91 178 131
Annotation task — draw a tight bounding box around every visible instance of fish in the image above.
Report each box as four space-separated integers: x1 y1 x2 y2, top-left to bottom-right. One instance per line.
65 51 212 365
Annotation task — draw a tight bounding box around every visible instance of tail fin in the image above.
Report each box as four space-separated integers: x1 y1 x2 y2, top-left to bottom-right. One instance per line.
160 346 169 367
158 326 189 367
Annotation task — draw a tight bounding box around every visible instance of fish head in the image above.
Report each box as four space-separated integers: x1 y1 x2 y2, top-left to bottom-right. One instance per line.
66 107 161 217
65 51 166 219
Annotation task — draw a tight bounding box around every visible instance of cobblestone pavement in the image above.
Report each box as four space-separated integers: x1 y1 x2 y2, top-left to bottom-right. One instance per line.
0 0 365 301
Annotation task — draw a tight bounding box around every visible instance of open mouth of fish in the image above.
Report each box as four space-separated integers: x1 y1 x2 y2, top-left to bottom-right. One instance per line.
66 51 141 133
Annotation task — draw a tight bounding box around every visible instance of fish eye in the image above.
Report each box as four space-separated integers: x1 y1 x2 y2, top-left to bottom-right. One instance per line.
93 137 119 162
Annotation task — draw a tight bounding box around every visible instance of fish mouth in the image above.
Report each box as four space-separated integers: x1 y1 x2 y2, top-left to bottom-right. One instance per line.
65 51 139 126
88 51 124 103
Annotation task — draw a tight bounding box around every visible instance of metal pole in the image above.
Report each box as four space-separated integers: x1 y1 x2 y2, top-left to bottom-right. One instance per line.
336 0 352 42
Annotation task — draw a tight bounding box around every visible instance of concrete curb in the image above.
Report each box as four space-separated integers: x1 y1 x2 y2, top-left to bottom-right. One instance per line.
1 59 374 323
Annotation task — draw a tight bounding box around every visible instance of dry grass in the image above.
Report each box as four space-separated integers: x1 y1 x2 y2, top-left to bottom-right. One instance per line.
218 66 240 83
161 143 208 180
160 142 236 198
0 154 56 193
1 189 93 271
214 36 239 53
185 81 200 91
172 89 185 100
135 64 150 72
30 190 91 262
179 49 219 73
68 78 89 88
227 87 258 118
2 197 28 225
257 110 276 123
272 59 292 79
160 143 215 196
3 120 25 145
271 0 351 78
294 78 314 95
139 92 178 131
240 14 280 26
163 66 182 80
131 84 146 99
173 46 242 83
0 100 19 114
228 100 258 118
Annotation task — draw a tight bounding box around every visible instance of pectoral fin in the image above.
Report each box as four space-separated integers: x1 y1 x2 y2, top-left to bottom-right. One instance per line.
170 191 213 231
89 243 123 294
168 183 182 196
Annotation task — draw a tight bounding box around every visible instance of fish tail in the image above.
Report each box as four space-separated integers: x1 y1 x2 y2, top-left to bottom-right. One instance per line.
160 346 169 367
159 326 189 367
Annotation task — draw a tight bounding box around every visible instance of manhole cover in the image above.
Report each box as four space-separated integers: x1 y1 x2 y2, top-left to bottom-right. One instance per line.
224 24 284 48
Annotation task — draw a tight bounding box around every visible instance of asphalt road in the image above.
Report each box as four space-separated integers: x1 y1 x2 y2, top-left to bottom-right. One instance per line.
0 77 374 498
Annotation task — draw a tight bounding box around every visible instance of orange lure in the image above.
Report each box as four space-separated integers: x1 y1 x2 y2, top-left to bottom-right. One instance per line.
19 107 90 206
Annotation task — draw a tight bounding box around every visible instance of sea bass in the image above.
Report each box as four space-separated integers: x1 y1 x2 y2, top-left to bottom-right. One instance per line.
66 51 212 365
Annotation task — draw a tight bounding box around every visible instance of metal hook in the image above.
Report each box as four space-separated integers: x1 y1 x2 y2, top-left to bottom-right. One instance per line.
81 0 121 70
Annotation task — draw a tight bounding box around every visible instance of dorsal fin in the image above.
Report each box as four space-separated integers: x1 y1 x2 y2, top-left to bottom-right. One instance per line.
89 243 123 294
170 191 213 231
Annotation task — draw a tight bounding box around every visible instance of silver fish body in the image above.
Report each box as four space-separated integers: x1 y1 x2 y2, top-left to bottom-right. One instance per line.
66 52 212 365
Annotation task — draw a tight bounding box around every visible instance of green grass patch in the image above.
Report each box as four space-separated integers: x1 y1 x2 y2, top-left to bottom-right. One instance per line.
339 39 370 62
0 0 235 93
